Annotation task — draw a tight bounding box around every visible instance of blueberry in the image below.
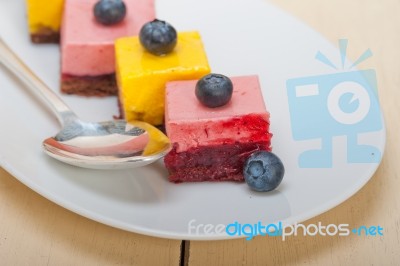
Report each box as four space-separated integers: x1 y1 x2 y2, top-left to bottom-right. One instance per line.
94 0 126 26
139 19 177 55
243 151 285 192
195 73 233 108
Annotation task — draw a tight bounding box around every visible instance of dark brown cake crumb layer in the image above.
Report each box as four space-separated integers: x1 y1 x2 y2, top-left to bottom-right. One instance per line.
164 141 271 183
61 73 117 97
30 26 60 43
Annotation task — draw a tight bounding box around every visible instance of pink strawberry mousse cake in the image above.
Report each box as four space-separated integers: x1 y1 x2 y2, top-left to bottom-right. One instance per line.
164 75 272 182
60 0 155 96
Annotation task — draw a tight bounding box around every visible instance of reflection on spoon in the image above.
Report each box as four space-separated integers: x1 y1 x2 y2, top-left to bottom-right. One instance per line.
0 37 171 170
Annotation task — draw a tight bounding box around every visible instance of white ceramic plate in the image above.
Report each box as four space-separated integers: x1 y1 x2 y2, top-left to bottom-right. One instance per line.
0 0 385 240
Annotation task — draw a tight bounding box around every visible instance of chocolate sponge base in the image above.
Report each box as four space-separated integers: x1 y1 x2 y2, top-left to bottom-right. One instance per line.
61 73 117 97
30 26 60 43
164 141 271 183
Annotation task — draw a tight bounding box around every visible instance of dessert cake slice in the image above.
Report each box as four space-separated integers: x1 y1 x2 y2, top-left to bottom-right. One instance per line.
60 0 155 96
115 31 211 125
26 0 64 43
164 75 272 182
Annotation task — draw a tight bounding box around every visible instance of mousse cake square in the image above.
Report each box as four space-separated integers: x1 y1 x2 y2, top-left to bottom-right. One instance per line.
60 0 155 96
26 0 64 43
115 31 211 126
164 75 272 182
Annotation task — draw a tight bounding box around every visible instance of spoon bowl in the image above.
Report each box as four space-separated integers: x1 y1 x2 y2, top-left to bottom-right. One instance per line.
43 119 171 169
0 37 171 169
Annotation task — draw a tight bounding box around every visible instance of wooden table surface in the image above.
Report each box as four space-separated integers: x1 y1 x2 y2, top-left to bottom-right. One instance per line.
1 0 399 265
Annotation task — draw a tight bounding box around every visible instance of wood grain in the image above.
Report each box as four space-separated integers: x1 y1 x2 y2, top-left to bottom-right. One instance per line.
1 0 400 265
0 168 181 266
188 0 400 265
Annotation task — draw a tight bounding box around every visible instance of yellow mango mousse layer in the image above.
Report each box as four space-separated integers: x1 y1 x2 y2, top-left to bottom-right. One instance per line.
115 31 211 126
26 0 64 33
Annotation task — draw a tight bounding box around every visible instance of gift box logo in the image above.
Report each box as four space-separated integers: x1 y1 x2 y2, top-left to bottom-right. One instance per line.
286 40 383 168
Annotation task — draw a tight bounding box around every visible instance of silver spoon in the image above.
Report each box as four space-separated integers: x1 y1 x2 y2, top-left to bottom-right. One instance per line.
0 37 171 170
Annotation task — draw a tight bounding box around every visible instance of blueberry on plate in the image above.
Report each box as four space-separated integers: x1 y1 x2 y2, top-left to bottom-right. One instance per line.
243 151 285 192
139 19 177 55
94 0 126 26
195 73 233 108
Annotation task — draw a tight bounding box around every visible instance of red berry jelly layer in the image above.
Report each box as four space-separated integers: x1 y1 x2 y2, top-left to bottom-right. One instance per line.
164 141 271 183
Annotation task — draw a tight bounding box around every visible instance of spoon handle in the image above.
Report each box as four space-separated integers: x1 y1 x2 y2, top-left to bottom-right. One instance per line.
0 37 77 126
